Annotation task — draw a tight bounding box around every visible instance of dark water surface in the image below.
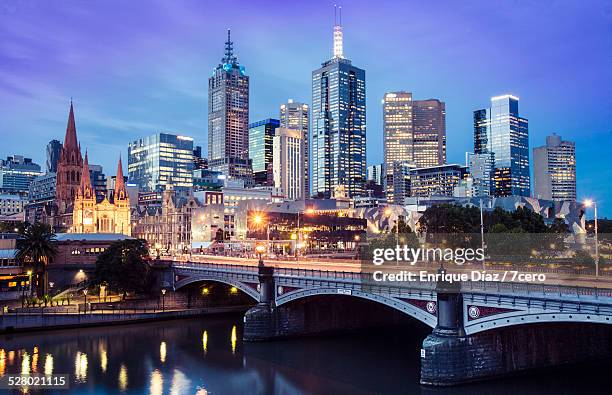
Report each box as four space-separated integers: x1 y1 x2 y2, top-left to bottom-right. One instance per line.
0 316 609 394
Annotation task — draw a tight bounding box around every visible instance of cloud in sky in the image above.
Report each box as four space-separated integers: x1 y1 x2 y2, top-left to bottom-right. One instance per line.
0 0 611 214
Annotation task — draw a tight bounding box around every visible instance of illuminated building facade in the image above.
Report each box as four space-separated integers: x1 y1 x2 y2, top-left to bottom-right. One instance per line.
312 11 366 198
280 100 310 197
273 128 305 200
409 164 468 198
71 154 131 235
208 30 252 182
128 133 194 192
133 188 203 254
474 95 530 197
0 155 43 197
383 92 446 202
249 118 279 185
533 134 576 201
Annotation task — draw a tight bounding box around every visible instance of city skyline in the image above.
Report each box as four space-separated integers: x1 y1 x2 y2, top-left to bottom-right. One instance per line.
1 1 611 213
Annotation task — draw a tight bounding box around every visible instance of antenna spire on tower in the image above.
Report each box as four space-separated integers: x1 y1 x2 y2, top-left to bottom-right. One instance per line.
332 5 344 59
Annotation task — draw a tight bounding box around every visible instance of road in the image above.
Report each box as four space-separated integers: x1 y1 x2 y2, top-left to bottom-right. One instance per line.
174 254 612 289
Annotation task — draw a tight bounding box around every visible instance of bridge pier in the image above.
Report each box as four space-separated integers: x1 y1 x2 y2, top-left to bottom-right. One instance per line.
420 269 612 386
243 262 277 341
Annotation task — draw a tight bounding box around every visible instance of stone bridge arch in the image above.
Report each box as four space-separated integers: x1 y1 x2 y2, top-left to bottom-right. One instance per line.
174 276 260 302
275 287 437 328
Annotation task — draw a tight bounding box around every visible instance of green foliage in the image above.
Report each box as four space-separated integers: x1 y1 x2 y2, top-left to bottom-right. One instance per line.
573 249 595 266
15 222 57 297
92 239 151 297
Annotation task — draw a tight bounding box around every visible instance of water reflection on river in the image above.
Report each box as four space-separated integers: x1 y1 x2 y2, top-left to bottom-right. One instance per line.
0 316 610 394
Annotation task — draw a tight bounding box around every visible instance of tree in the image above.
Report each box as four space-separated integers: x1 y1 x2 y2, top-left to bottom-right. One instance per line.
92 239 151 299
15 222 58 297
573 249 595 266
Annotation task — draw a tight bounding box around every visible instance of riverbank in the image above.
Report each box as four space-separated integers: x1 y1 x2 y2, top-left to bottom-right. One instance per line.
0 305 251 333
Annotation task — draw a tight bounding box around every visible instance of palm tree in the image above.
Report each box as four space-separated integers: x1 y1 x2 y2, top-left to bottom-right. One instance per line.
15 223 58 297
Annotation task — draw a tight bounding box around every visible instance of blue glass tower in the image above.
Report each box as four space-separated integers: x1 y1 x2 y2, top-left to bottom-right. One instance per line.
311 11 366 198
474 95 530 197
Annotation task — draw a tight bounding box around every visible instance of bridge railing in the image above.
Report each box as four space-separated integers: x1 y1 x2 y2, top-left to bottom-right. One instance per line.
462 281 612 299
169 260 259 273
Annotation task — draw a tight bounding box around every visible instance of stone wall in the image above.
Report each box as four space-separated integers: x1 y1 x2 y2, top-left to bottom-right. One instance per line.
421 322 612 386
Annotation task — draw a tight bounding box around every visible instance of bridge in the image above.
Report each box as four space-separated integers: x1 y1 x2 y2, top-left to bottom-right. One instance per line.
160 258 612 386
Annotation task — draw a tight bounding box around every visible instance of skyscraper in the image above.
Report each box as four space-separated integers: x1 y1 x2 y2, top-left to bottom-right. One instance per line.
280 100 310 197
312 8 366 198
46 139 62 173
273 128 305 201
128 133 194 192
383 92 446 202
412 99 446 167
249 118 280 186
208 30 252 182
533 134 576 201
474 95 530 197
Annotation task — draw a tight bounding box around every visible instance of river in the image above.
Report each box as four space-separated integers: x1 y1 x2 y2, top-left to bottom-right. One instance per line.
0 316 609 394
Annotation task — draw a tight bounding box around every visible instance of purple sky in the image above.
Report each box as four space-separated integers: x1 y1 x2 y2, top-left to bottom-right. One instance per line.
1 0 611 215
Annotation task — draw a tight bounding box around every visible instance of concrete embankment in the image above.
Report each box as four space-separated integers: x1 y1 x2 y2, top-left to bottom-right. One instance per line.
0 306 250 333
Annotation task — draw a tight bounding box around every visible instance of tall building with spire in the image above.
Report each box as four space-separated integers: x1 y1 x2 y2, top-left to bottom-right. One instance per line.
54 101 84 228
208 30 252 183
312 6 366 198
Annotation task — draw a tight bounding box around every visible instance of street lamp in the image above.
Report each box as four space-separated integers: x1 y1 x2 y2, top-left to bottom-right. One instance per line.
255 244 266 268
252 212 270 253
584 199 599 277
83 289 88 313
479 199 486 271
161 288 167 312
27 270 33 297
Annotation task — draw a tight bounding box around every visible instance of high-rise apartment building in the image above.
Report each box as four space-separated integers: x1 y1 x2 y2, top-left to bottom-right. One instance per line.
312 10 366 198
273 128 305 201
208 30 252 182
474 95 530 197
383 92 446 202
46 139 62 173
533 134 576 201
280 100 310 197
249 118 280 186
128 133 194 192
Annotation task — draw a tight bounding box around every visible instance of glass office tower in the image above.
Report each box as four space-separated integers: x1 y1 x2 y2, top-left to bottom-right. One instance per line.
312 14 366 198
383 92 446 202
208 30 252 182
280 100 310 197
474 95 530 197
128 133 194 192
249 118 280 186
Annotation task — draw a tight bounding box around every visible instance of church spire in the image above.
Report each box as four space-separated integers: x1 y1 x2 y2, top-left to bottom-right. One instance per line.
79 151 93 199
64 100 79 150
114 154 127 200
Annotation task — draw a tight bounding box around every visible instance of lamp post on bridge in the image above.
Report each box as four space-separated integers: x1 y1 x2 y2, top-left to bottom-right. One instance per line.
584 199 599 277
161 288 166 312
